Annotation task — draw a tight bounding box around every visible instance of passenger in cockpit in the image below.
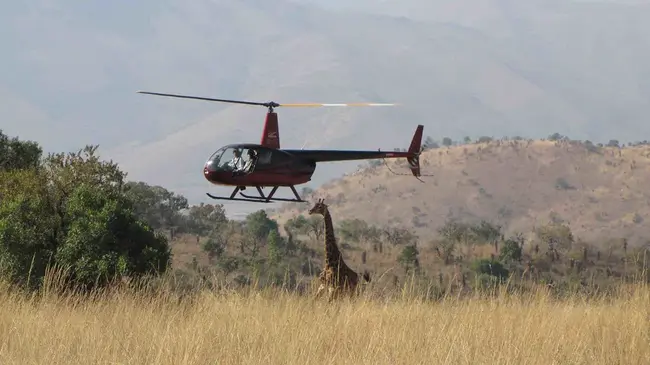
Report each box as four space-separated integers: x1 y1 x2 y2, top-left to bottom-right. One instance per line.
243 149 258 173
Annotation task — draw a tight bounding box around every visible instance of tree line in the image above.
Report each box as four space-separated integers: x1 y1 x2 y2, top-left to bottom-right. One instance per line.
419 132 650 151
0 131 275 290
286 210 648 291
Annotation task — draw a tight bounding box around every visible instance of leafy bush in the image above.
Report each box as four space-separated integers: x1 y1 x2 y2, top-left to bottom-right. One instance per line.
0 132 171 290
499 237 523 263
470 258 509 280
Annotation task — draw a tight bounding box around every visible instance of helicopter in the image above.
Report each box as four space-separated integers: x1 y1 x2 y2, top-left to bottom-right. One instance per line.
137 91 424 204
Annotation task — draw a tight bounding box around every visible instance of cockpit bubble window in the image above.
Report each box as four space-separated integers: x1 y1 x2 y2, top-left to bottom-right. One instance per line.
206 147 243 172
207 147 225 166
206 147 263 173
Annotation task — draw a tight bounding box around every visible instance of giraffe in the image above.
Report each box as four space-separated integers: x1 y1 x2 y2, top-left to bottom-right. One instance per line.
308 198 370 301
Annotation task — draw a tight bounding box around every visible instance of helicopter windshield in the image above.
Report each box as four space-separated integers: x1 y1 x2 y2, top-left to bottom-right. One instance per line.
205 146 260 173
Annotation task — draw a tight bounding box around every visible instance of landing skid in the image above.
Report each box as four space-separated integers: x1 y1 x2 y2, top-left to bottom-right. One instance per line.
206 185 307 203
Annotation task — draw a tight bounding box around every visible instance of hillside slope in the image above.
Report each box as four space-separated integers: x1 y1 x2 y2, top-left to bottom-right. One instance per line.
270 138 650 246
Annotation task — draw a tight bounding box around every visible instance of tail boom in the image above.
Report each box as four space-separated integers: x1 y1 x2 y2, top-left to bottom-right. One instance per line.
282 124 424 179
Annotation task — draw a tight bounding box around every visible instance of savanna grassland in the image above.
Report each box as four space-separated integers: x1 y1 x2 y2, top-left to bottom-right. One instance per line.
2 131 650 364
1 272 649 365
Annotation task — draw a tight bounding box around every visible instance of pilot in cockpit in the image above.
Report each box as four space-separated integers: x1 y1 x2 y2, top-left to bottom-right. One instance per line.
228 148 244 171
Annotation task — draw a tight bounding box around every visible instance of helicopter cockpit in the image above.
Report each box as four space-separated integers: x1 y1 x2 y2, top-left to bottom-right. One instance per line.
205 146 264 174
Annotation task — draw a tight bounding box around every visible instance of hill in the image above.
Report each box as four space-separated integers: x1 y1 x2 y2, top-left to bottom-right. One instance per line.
270 136 650 247
4 0 650 210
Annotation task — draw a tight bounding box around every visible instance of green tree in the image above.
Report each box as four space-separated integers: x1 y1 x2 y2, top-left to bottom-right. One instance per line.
499 236 523 263
470 221 501 244
217 256 240 275
55 184 170 289
285 215 310 235
338 218 376 242
244 210 278 241
45 145 126 194
267 230 284 266
437 219 474 245
383 227 417 246
0 130 43 171
432 238 456 265
0 135 171 290
434 219 475 262
536 223 574 252
398 244 419 274
0 169 56 286
583 140 600 153
470 258 509 280
186 202 228 235
202 234 226 263
241 210 279 257
442 137 452 147
305 215 325 241
300 187 313 197
122 181 189 231
422 136 439 150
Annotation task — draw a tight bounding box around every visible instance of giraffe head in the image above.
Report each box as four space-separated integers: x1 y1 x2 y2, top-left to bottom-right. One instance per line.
308 198 328 216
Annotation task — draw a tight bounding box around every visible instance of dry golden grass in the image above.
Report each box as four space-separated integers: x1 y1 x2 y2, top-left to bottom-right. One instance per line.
1 273 648 365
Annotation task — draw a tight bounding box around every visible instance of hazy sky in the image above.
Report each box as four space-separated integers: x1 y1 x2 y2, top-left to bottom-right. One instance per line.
3 0 650 213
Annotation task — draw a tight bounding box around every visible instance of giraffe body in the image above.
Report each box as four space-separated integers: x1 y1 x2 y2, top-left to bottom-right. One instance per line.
308 199 370 301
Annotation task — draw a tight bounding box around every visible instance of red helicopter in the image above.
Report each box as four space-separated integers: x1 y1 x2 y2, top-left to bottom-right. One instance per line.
138 91 424 204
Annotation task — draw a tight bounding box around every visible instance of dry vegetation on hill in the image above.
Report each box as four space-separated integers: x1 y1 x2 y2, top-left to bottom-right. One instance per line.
271 136 650 247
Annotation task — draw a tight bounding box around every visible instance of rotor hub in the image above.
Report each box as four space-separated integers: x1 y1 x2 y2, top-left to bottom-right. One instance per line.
264 101 280 112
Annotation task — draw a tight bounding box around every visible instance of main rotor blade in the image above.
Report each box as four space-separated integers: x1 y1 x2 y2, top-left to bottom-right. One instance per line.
137 91 272 107
137 91 397 108
280 102 397 107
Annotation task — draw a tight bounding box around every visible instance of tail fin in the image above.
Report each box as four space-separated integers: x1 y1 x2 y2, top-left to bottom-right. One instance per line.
406 125 423 177
261 111 280 149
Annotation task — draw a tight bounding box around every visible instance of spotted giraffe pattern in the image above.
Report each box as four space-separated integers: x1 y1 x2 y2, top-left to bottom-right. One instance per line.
308 198 370 301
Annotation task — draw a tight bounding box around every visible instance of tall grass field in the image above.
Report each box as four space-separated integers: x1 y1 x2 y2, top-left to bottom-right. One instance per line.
0 271 648 365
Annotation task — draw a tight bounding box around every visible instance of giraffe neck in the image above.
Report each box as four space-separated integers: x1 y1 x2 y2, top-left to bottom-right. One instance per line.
322 210 343 269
